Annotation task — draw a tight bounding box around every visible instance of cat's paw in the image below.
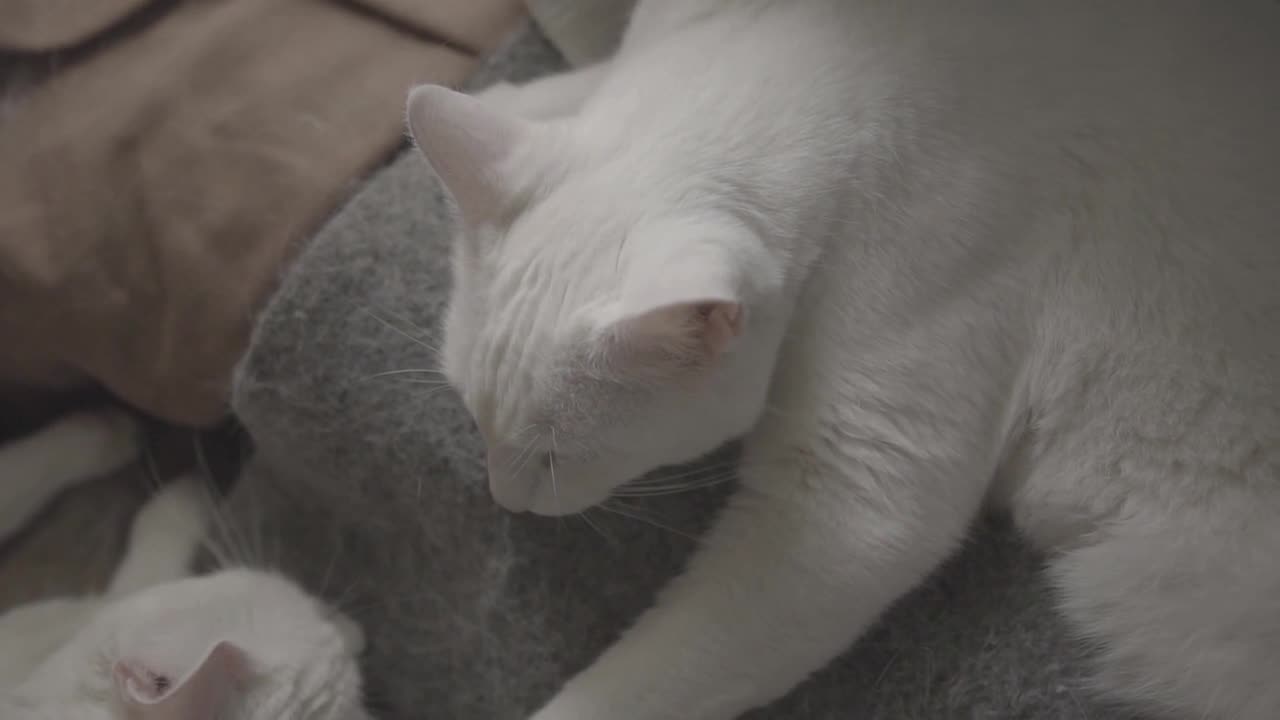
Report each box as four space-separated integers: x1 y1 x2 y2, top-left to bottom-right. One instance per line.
53 408 142 476
133 474 211 544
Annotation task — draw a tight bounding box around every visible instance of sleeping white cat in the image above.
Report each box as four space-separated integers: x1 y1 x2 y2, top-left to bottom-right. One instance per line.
406 0 1280 718
0 411 371 720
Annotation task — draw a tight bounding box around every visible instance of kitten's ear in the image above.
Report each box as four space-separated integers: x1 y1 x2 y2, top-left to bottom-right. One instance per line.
603 299 744 380
406 84 532 226
114 641 247 720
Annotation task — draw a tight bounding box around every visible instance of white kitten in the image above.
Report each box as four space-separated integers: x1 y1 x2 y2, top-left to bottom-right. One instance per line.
0 415 371 720
407 1 1280 718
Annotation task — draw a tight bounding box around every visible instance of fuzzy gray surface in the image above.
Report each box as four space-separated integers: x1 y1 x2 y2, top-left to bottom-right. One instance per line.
222 25 1140 720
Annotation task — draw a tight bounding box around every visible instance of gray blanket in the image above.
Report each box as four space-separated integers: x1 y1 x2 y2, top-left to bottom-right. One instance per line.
222 24 1137 720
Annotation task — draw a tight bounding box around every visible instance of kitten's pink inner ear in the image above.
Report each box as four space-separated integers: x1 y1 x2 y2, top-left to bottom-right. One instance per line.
114 641 247 720
405 84 529 227
609 300 744 378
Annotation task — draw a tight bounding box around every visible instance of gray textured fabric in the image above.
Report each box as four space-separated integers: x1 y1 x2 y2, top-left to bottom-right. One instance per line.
223 24 1141 720
525 0 630 66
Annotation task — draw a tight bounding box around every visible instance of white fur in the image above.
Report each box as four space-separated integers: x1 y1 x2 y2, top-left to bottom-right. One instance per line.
0 417 371 720
409 1 1280 718
0 410 138 542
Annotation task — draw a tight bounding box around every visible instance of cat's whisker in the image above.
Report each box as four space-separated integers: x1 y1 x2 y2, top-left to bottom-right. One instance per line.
188 434 258 569
549 426 562 517
203 492 250 570
552 433 592 456
510 423 544 440
612 475 736 498
598 500 699 542
508 433 542 473
414 384 459 401
578 509 616 545
627 462 739 486
509 434 547 480
616 469 738 490
361 307 442 356
364 368 447 381
368 304 437 340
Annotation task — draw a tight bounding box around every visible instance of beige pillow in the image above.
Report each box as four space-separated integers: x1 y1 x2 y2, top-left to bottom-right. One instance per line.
0 0 153 52
0 0 513 426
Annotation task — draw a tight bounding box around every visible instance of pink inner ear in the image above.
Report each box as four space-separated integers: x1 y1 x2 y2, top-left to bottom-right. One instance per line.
702 301 744 357
607 300 744 379
114 641 247 720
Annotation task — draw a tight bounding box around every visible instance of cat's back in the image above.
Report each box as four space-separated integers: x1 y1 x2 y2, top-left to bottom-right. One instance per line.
752 3 1280 516
998 4 1280 389
985 3 1280 536
846 4 1280 382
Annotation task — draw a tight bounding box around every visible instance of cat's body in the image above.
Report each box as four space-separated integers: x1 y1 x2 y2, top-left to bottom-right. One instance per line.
0 413 372 720
407 1 1280 718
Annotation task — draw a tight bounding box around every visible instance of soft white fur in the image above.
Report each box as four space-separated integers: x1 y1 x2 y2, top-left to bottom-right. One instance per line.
0 412 371 720
407 1 1280 718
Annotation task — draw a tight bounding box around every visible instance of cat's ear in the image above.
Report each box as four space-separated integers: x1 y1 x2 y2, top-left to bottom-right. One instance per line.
406 84 532 227
602 298 744 380
113 641 247 720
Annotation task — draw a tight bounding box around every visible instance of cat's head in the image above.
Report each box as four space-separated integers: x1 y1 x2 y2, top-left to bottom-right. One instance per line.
101 569 369 720
407 85 785 515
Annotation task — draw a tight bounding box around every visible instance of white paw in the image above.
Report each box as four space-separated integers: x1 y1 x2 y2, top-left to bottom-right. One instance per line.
133 474 211 544
53 408 142 476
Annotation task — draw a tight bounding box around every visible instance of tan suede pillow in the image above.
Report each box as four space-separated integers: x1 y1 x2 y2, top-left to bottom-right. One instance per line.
0 0 152 52
351 0 525 53
0 0 516 426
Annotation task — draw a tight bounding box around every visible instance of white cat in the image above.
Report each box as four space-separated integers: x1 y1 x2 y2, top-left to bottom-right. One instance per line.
0 411 372 720
406 1 1280 718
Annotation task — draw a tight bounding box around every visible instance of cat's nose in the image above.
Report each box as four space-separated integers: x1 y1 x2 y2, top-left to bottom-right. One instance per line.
486 445 538 512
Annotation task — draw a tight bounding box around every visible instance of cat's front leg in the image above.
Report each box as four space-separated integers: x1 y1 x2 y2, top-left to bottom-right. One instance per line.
473 62 611 121
532 425 989 720
0 409 139 544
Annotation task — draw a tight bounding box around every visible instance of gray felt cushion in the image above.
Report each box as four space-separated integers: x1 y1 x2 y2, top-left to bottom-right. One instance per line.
222 23 1143 720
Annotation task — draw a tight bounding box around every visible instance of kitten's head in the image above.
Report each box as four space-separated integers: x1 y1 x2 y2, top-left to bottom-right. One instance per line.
101 569 368 720
407 85 784 515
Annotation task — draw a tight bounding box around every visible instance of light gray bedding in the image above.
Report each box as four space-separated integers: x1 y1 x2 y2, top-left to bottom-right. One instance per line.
221 21 1138 720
